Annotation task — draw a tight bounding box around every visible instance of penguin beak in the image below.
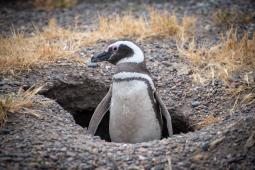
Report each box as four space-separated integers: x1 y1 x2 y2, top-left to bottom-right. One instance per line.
91 51 111 63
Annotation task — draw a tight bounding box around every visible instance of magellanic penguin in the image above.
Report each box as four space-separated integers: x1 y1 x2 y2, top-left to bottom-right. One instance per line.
88 41 173 143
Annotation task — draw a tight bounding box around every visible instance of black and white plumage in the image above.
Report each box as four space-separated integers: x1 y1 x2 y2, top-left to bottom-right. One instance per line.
88 41 173 143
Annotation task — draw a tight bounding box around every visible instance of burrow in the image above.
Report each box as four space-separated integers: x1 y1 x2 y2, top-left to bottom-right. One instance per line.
42 78 194 142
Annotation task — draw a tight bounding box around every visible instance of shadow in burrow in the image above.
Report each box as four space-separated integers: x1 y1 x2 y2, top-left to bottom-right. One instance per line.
42 78 194 142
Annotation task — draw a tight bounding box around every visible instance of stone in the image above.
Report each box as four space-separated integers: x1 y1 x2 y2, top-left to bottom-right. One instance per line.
86 62 98 68
191 101 201 107
201 142 209 151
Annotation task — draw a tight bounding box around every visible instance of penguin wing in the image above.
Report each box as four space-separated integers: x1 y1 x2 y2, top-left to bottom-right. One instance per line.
88 86 112 135
154 91 173 137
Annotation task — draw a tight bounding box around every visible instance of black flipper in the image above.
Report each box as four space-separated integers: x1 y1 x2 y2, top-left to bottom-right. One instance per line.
154 91 173 137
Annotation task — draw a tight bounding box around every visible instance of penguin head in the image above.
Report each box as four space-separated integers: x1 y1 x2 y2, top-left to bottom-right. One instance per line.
91 41 144 65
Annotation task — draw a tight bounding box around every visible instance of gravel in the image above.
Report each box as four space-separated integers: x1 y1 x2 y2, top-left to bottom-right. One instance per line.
0 0 255 169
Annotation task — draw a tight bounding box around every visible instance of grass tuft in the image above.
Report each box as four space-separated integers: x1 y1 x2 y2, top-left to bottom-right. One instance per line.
178 29 255 83
178 29 255 110
229 84 255 113
0 18 83 74
0 86 43 127
92 9 196 41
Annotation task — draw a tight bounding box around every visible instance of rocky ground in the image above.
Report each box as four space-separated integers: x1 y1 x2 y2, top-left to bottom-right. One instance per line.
0 0 255 169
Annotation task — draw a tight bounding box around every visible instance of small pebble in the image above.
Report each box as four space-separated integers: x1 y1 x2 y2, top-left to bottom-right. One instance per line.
191 101 201 108
86 62 98 68
201 142 209 151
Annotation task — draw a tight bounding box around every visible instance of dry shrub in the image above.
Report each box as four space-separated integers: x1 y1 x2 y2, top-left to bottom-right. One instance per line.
150 10 179 36
0 9 196 73
212 9 254 26
0 86 43 127
91 9 196 41
178 29 255 108
94 15 148 41
176 15 197 42
33 0 77 10
0 18 82 74
178 29 255 83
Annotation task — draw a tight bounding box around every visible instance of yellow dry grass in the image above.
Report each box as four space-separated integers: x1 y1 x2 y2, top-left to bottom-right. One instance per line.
0 19 83 74
178 29 255 109
92 9 196 42
0 9 196 74
229 84 255 113
196 115 220 130
178 29 255 83
0 86 43 127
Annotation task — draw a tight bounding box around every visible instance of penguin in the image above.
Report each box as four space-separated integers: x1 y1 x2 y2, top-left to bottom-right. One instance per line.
88 41 173 143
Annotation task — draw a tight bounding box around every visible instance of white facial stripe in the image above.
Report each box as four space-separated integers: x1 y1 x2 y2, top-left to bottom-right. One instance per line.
113 72 155 91
108 41 144 64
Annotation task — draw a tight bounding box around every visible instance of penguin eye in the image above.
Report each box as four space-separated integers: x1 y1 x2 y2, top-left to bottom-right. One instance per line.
113 46 118 51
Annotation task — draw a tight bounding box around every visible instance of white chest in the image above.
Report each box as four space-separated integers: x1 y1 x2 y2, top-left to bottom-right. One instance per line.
109 80 161 143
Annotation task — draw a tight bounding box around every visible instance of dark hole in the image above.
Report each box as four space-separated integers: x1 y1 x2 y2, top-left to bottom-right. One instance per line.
169 108 194 134
73 109 111 141
42 81 194 142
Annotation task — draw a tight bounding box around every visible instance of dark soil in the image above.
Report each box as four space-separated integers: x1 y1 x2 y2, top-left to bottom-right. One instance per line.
0 0 255 169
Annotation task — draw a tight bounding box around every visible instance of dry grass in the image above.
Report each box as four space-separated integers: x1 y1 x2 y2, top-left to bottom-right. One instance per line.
212 9 254 26
196 115 220 130
80 9 196 45
0 9 196 74
33 0 77 10
178 29 255 110
92 9 196 42
229 83 255 113
0 86 43 127
178 29 255 83
0 19 83 74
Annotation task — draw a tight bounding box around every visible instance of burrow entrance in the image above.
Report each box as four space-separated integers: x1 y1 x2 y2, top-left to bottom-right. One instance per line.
43 78 194 142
